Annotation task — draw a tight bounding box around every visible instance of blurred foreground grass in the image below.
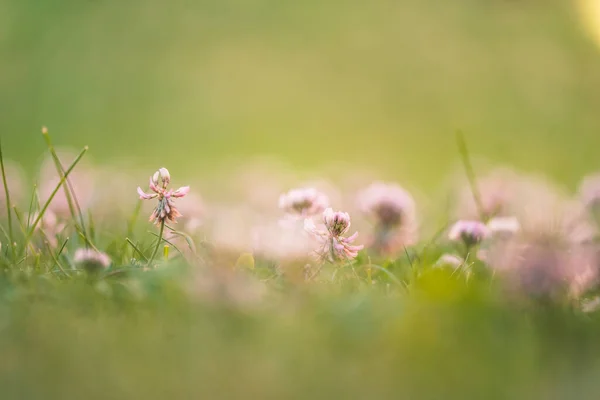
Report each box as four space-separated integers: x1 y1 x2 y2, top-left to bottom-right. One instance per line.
1 266 600 400
2 0 600 187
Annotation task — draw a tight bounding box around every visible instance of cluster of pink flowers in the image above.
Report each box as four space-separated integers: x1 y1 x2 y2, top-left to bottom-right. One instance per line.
8 145 600 304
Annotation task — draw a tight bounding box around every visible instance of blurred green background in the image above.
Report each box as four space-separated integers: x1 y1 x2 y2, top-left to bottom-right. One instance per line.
1 0 600 188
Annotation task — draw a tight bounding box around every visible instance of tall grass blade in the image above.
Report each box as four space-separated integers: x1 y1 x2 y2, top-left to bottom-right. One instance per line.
0 138 15 261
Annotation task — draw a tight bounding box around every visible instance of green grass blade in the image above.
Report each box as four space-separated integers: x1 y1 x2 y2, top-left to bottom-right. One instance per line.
125 238 148 262
0 138 15 261
24 146 88 251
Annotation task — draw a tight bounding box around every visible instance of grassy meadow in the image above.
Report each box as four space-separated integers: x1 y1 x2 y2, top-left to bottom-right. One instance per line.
2 1 600 399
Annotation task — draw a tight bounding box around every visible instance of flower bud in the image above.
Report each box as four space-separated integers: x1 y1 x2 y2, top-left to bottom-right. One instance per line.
152 168 171 188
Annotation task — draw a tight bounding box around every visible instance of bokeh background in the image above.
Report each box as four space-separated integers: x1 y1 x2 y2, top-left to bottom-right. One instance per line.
2 0 600 189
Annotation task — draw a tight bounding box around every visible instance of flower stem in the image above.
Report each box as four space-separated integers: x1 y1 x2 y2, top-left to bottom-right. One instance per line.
147 220 165 267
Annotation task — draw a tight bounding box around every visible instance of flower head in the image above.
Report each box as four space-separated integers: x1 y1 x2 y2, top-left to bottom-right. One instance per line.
448 220 490 247
279 187 329 217
305 208 364 263
137 168 189 225
357 182 418 254
323 208 351 236
74 248 111 273
358 182 415 228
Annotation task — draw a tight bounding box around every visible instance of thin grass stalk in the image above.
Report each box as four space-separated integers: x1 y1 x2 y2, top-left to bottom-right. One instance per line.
0 138 15 261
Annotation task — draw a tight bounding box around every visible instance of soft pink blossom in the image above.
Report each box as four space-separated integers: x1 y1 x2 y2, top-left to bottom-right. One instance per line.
305 208 364 263
448 220 490 247
137 168 189 225
279 187 329 217
74 248 111 272
357 182 418 254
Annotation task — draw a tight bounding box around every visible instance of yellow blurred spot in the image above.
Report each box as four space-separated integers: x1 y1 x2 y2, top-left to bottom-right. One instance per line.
235 253 255 270
578 0 600 48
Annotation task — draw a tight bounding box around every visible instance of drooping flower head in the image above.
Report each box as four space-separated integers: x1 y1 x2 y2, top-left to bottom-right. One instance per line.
448 220 490 247
137 168 189 225
74 248 111 273
279 187 329 217
305 208 364 263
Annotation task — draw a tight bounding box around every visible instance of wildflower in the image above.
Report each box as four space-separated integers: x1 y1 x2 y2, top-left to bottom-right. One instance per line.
137 168 189 225
358 182 415 226
357 182 418 253
305 208 364 263
74 248 111 273
448 220 490 247
279 187 329 217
